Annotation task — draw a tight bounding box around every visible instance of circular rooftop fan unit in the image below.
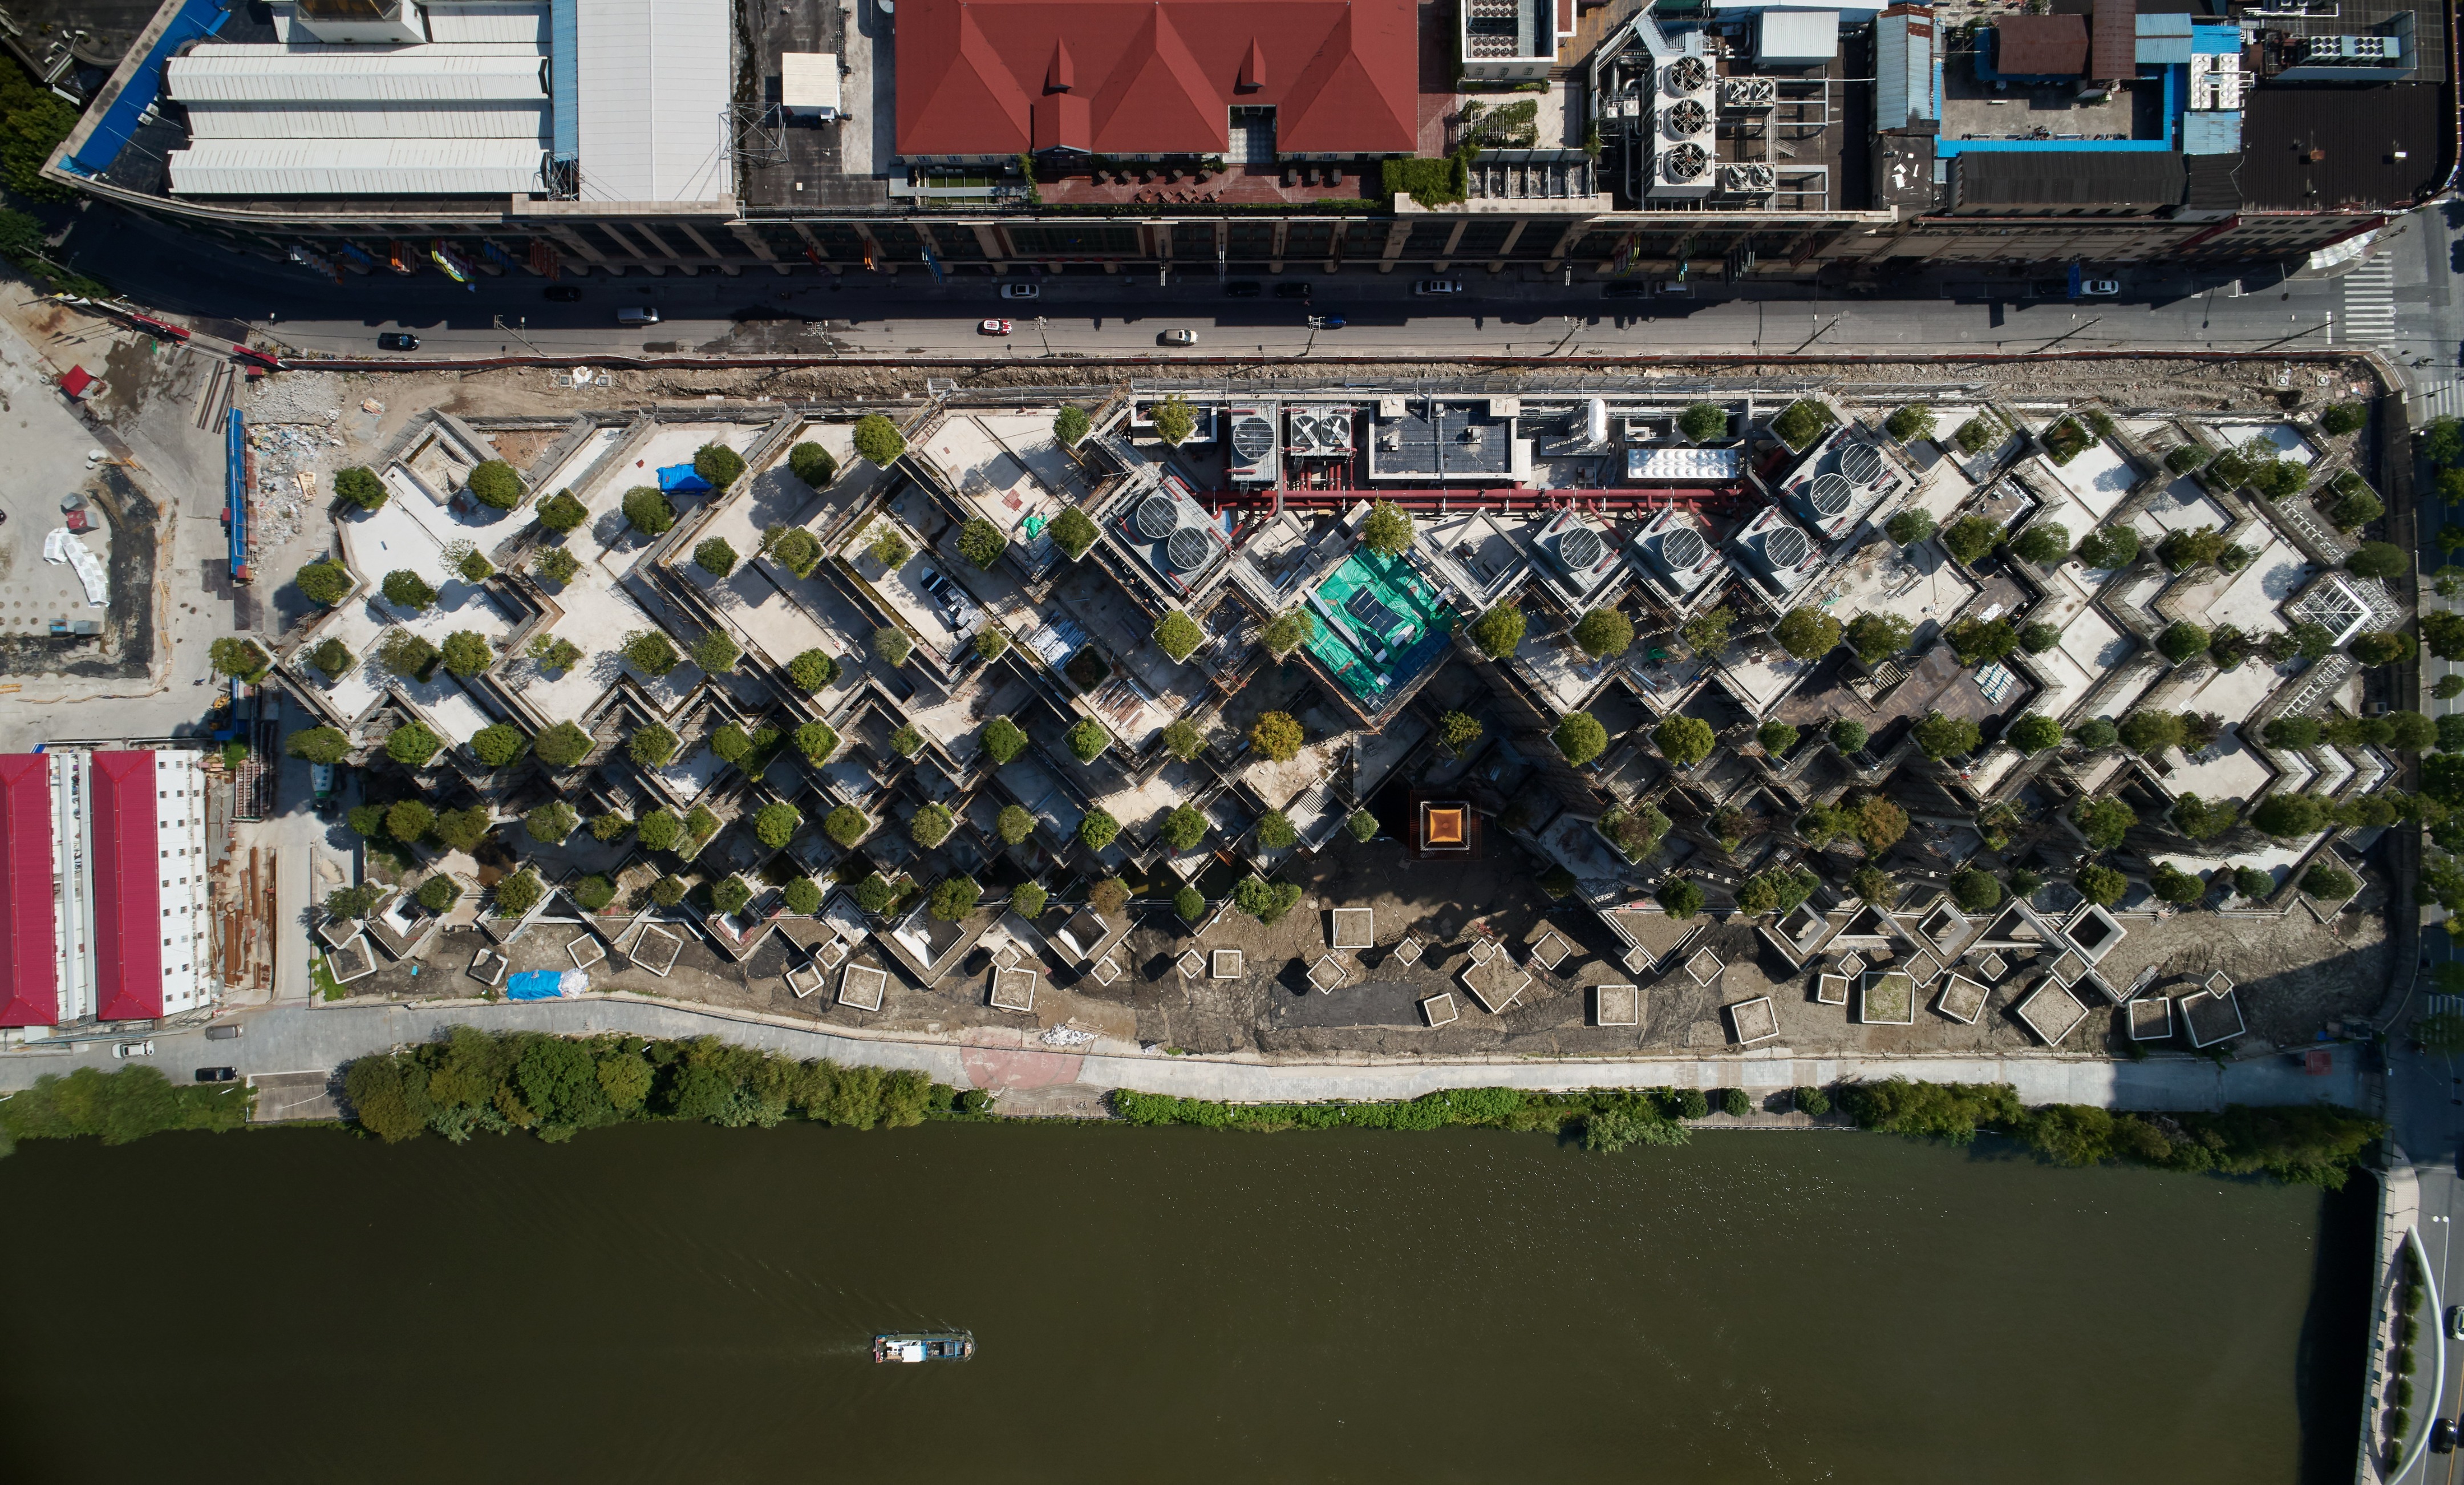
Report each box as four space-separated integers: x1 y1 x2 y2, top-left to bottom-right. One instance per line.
1662 525 1709 569
1809 472 1853 518
1231 416 1275 464
1665 98 1708 137
1165 524 1214 572
1663 143 1709 181
1135 492 1181 540
1839 440 1884 486
1559 524 1606 570
1764 524 1810 569
1666 55 1709 94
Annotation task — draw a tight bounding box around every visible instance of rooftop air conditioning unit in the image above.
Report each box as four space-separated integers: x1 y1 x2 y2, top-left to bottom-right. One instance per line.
1838 440 1885 487
1661 97 1709 139
1720 75 1776 108
1227 405 1278 483
1661 143 1709 183
1807 472 1853 520
1661 524 1710 571
1664 55 1710 95
1719 163 1777 193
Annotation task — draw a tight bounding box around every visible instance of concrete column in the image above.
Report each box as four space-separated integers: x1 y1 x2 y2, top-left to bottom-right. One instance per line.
1431 218 1467 274
1538 217 1590 272
1267 220 1287 274
548 224 611 271
1490 219 1527 273
1377 218 1409 273
726 222 790 275
970 223 1005 266
676 224 738 274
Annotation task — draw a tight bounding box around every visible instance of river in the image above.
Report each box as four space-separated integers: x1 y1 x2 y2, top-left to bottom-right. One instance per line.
0 1121 2368 1483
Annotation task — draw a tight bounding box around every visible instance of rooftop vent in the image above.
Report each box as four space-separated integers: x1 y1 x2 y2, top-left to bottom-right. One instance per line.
1165 525 1214 572
1663 143 1709 181
1664 98 1708 137
1764 524 1810 569
1230 415 1275 464
1808 472 1852 517
1839 440 1884 485
1560 524 1606 570
1665 55 1710 94
1662 525 1709 569
1719 162 1776 193
1721 75 1776 107
1134 492 1181 540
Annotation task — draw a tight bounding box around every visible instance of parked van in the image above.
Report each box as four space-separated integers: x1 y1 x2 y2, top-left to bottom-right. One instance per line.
616 306 662 327
205 1023 244 1041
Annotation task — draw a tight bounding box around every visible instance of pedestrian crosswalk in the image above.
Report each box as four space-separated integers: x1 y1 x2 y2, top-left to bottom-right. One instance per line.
2340 258 2397 346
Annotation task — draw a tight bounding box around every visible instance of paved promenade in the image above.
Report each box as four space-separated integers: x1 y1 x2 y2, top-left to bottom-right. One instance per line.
1 996 2365 1112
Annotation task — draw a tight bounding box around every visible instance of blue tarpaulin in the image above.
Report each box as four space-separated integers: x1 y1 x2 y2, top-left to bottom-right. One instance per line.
657 464 712 493
63 0 230 177
507 970 586 1000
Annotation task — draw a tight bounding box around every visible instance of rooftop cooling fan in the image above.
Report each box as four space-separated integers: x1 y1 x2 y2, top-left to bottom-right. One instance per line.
1764 524 1810 569
1666 55 1709 94
1663 143 1709 181
1661 525 1709 569
1559 524 1606 570
1135 492 1181 540
1665 98 1708 137
1231 416 1275 464
1809 472 1853 517
1165 524 1214 572
1839 441 1885 485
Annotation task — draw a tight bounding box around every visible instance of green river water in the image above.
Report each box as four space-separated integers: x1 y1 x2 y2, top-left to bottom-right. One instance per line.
0 1121 2368 1483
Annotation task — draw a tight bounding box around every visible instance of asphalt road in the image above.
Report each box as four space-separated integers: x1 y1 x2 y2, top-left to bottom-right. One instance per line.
47 203 2368 363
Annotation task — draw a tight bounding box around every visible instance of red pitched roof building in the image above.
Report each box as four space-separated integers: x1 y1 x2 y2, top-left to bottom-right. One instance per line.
0 750 213 1033
895 0 1418 162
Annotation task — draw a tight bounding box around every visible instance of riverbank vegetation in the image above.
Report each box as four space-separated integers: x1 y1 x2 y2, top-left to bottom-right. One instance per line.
342 1027 983 1143
1114 1077 2385 1185
1841 1078 2382 1187
0 1066 254 1156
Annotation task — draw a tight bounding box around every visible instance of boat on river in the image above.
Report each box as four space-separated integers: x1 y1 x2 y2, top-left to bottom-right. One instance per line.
874 1330 975 1363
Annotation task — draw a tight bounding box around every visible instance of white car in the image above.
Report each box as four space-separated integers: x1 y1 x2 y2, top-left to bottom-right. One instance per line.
998 282 1039 300
112 1039 155 1058
1159 329 1198 346
2079 279 2121 297
1412 278 1463 296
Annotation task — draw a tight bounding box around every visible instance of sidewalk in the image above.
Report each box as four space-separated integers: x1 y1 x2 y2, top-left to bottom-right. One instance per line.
0 996 2364 1111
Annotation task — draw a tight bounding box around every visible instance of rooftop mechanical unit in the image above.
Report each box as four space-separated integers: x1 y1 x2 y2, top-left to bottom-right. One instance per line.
1286 406 1355 456
1637 509 1724 597
1651 55 1717 200
1733 507 1823 593
1537 508 1624 599
1112 476 1231 593
1227 403 1279 484
1838 440 1885 487
1720 75 1777 108
1719 162 1776 195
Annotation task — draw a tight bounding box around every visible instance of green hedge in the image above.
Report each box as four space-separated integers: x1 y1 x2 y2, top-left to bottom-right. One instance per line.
341 1026 980 1144
1113 1085 1688 1147
1841 1078 2382 1186
0 1066 253 1154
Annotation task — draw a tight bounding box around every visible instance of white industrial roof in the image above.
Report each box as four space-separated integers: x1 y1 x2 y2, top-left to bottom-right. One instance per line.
423 1 551 44
166 137 546 195
781 52 842 113
574 0 732 203
1756 9 1840 63
184 99 550 140
167 45 548 104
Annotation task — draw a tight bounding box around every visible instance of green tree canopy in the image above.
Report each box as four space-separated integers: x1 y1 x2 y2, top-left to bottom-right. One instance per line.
1912 711 1981 759
1774 606 1842 660
982 715 1028 764
1250 711 1304 763
852 415 906 466
692 537 737 577
468 723 526 768
295 560 352 605
2074 526 2139 570
1570 608 1634 659
824 806 869 848
629 724 679 767
439 630 493 677
333 466 387 511
2073 796 2137 850
534 490 588 533
622 485 675 535
1468 604 1526 659
2009 522 2069 565
958 517 1007 569
2347 542 2407 580
1361 500 1415 555
2005 714 2062 754
1653 715 1717 768
2157 621 2211 664
381 570 436 611
1053 405 1091 447
1067 718 1111 763
2075 864 2128 907
1160 806 1207 851
997 806 1036 845
1156 610 1205 662
1552 711 1609 766
1942 515 2001 566
1049 507 1099 560
1885 509 1936 545
755 803 802 849
872 626 913 667
1679 402 1729 442
1846 612 1913 665
1828 718 1868 754
1080 808 1121 851
385 722 441 767
1149 395 1195 447
465 460 523 509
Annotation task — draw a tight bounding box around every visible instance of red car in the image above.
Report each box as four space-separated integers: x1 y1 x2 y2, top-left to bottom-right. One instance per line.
978 318 1012 336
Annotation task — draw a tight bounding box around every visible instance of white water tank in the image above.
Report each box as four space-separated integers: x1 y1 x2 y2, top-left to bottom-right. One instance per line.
1587 398 1608 444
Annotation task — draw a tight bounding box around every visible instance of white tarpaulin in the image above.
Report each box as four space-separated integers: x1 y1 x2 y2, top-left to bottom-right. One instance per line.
42 528 108 610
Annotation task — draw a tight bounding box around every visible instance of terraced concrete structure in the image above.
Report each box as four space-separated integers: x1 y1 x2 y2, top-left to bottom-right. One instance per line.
275 379 2408 1053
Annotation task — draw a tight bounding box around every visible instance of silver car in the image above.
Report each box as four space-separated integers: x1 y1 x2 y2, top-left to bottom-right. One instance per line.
1159 329 1198 346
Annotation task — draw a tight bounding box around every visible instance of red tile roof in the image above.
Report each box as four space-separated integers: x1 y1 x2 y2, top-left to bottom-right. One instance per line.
87 751 162 1022
897 0 1418 158
0 755 55 1027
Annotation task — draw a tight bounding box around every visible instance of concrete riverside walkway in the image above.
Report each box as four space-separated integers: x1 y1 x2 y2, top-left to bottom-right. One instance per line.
1 996 2365 1112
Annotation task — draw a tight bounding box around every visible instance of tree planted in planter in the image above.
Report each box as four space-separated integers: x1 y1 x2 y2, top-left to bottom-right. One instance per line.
1249 711 1303 763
